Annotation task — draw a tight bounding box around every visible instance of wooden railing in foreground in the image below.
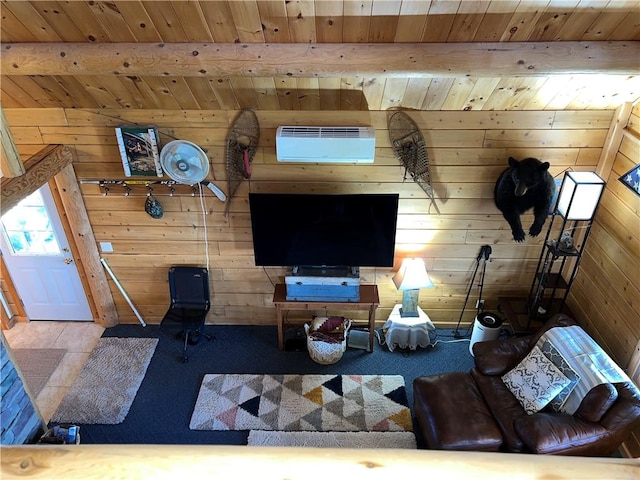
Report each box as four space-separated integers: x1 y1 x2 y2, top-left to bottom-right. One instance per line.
1 445 638 479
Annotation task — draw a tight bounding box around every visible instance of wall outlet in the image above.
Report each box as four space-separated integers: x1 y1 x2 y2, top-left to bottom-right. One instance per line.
476 299 485 309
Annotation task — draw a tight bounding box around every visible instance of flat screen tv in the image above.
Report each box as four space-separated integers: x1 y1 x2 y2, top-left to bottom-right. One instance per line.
249 193 399 268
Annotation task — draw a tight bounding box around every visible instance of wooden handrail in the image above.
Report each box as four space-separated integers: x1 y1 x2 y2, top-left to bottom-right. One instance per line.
1 445 639 479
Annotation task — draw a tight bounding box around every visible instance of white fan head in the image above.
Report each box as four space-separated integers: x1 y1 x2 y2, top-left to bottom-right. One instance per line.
160 140 210 184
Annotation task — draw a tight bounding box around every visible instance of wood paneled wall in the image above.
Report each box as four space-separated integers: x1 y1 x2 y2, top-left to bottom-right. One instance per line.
568 102 640 457
3 73 638 112
4 108 613 329
569 103 639 367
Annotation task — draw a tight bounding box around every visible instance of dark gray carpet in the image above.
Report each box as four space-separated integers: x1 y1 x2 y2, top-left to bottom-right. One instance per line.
48 323 487 446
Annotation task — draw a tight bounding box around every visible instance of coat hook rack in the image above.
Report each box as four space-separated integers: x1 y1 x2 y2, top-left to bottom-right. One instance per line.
80 180 225 200
98 180 124 196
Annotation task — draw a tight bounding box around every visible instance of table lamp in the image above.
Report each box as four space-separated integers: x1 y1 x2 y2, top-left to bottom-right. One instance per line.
393 258 434 317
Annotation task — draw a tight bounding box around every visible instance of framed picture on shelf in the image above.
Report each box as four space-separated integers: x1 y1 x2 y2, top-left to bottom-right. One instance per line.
115 126 163 177
619 164 640 197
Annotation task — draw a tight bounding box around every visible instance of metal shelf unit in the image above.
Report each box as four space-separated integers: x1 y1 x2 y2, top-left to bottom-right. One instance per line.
525 211 594 331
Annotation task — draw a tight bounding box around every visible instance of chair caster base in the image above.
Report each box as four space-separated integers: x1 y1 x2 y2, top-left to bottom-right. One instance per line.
174 328 214 363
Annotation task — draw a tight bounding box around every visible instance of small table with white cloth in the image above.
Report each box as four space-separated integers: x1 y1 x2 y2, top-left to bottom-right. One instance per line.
383 304 435 351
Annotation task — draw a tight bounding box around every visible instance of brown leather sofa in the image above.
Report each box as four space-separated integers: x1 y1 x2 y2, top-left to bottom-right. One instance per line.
413 314 640 455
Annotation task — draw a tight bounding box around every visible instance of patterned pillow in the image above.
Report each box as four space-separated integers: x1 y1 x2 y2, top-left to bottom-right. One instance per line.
539 339 580 412
502 346 571 415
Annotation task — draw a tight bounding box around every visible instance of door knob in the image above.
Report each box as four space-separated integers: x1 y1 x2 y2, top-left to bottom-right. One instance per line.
64 257 73 264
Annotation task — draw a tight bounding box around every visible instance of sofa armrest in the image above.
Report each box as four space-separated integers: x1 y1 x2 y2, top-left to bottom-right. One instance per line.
600 382 640 431
575 383 618 423
473 336 531 376
513 412 608 455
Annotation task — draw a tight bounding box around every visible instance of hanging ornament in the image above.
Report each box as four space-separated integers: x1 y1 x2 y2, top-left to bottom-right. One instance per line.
145 193 163 219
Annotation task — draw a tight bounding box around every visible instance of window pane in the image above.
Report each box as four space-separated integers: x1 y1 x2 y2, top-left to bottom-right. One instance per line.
1 190 61 255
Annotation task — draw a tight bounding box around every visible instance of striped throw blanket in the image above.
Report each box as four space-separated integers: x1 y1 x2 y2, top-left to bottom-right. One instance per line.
536 325 633 415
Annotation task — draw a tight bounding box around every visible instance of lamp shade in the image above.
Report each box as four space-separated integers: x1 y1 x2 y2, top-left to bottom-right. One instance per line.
392 258 434 291
556 171 605 220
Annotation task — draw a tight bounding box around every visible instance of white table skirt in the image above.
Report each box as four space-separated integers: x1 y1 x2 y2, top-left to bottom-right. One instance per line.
383 304 435 351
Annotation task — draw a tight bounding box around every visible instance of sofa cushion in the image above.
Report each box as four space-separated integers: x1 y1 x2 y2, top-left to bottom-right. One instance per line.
473 336 532 376
539 339 581 412
413 373 503 451
513 412 609 455
501 346 571 415
471 367 528 452
575 383 618 423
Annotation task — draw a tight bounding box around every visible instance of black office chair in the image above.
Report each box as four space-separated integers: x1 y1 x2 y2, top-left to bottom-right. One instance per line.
161 266 213 363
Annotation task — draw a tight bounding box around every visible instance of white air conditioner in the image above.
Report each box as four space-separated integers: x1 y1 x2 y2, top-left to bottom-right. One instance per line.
276 126 376 163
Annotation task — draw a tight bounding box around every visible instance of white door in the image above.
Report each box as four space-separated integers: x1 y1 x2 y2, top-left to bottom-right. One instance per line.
0 184 92 321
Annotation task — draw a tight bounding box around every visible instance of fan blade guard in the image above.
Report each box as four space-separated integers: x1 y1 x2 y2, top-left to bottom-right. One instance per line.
160 140 210 184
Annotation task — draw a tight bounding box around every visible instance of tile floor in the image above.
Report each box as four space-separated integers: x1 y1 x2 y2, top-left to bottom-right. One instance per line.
2 320 104 422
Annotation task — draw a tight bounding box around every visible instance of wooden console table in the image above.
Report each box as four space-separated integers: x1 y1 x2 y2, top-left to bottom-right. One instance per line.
272 284 380 352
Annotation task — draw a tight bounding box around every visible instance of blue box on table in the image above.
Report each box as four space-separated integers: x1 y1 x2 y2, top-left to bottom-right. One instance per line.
285 275 360 302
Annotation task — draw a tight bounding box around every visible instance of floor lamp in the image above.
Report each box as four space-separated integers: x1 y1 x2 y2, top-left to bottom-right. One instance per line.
393 258 434 318
527 171 605 324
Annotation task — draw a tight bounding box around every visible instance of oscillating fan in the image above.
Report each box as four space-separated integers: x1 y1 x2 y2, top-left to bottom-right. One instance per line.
160 140 225 201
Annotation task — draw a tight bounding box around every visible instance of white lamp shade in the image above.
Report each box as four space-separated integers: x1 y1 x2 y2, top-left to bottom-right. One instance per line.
557 171 605 220
392 258 434 291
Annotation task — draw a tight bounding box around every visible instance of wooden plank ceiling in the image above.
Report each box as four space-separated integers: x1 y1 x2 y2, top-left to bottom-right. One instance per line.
1 1 639 111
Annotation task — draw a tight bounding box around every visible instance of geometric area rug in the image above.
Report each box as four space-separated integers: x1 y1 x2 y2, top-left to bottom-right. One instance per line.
189 374 412 432
51 337 158 425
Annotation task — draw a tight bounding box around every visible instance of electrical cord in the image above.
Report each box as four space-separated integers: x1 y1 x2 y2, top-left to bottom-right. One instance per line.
376 327 470 351
262 266 276 287
431 338 470 347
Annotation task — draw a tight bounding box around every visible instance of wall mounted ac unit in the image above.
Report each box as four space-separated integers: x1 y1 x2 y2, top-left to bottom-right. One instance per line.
276 126 375 163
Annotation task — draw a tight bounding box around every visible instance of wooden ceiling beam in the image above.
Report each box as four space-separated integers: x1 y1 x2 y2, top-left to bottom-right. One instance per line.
0 145 72 216
1 42 637 78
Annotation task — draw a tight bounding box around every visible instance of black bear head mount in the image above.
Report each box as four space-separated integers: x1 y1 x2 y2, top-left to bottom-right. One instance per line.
494 156 556 243
509 156 551 197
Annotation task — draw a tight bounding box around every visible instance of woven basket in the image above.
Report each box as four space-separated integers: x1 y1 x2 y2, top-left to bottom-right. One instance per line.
304 318 351 365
